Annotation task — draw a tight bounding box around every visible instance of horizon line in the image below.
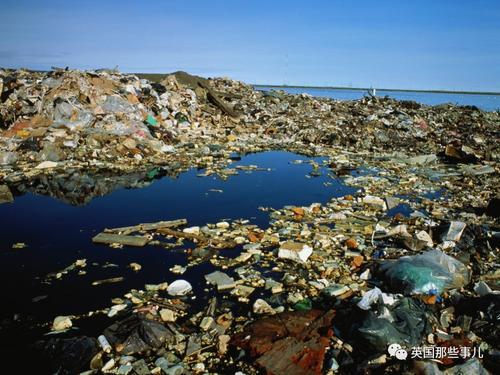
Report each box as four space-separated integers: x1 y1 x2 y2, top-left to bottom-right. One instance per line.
2 67 499 95
251 83 500 96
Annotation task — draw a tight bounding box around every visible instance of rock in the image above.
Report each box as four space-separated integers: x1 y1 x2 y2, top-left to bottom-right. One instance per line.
253 299 275 315
278 241 313 263
193 363 205 373
52 315 72 331
0 185 14 204
154 357 171 372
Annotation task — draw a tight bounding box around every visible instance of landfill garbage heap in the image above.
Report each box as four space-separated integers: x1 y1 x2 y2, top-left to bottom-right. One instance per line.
1 68 499 180
0 68 499 375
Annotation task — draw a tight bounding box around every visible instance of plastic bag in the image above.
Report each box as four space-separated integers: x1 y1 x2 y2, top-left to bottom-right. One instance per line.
36 336 98 374
104 316 176 355
102 95 134 113
357 297 431 352
357 287 396 310
380 250 469 295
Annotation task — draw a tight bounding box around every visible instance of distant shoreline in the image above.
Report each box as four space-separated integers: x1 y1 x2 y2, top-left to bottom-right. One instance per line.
132 73 500 96
252 84 500 96
3 69 498 96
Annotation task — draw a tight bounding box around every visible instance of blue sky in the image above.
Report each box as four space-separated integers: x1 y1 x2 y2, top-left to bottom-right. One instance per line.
1 0 499 91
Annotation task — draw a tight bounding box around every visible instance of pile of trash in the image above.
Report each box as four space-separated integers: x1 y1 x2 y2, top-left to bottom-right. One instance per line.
32 189 499 374
0 68 499 374
1 68 499 184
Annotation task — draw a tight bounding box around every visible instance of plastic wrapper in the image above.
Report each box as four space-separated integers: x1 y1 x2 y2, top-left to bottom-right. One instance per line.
380 249 469 294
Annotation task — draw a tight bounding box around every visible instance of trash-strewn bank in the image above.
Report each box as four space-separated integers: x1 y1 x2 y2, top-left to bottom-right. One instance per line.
1 68 498 182
0 68 499 374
